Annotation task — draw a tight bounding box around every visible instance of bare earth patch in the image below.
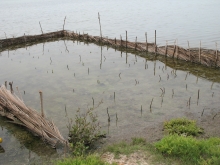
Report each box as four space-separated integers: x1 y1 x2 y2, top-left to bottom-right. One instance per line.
101 151 150 165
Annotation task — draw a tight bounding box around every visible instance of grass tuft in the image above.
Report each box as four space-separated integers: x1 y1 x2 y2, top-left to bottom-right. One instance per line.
155 134 220 165
164 118 203 136
55 154 116 165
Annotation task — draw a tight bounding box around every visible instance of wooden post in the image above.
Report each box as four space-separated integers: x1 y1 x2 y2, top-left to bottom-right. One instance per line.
172 40 176 58
199 41 201 63
5 81 7 89
155 30 157 54
215 42 218 66
120 35 122 47
63 16 66 31
126 31 127 49
39 91 45 118
135 36 137 50
98 12 102 42
176 39 179 59
188 41 191 61
165 41 168 56
115 37 116 45
145 32 148 52
9 82 13 94
39 22 43 34
4 32 7 39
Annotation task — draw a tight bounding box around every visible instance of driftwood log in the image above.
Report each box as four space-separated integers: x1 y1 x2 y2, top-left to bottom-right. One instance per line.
0 84 66 148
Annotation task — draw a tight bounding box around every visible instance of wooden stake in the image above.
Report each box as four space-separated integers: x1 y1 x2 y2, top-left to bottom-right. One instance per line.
63 16 66 31
98 12 102 41
155 30 157 54
126 31 127 49
5 81 7 89
172 40 176 58
199 41 201 63
165 41 168 56
188 41 191 61
39 90 45 118
120 35 122 47
135 36 137 50
107 108 110 122
9 82 13 94
4 32 7 39
150 98 154 112
39 22 43 34
176 39 179 58
145 32 148 52
215 42 218 66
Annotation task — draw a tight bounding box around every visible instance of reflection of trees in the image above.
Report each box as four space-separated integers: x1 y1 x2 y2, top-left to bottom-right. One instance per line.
0 116 57 157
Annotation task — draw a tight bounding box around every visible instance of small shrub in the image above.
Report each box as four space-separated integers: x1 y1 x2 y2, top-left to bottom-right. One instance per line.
164 118 203 136
68 108 105 155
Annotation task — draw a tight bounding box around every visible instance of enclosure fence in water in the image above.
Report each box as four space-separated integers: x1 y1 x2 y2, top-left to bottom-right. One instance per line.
0 29 219 68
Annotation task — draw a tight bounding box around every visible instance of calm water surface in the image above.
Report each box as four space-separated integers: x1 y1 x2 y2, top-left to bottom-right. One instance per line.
0 40 220 164
0 0 220 49
1 0 220 164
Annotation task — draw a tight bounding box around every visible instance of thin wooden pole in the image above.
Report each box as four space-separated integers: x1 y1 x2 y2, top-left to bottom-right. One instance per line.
155 30 157 54
188 41 191 61
4 32 7 39
120 35 122 47
39 22 43 34
39 90 45 118
126 31 127 49
135 36 137 50
98 12 102 41
172 40 176 58
165 41 168 56
176 39 179 59
9 82 13 94
215 42 218 66
63 16 66 31
199 41 201 63
5 81 7 89
145 32 148 52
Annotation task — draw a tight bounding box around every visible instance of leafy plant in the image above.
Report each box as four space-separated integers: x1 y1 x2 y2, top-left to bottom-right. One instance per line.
68 108 105 156
164 118 203 136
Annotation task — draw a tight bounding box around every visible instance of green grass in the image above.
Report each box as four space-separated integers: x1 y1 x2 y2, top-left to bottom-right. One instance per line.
106 138 147 158
164 118 203 136
55 154 116 165
155 134 220 165
105 137 178 164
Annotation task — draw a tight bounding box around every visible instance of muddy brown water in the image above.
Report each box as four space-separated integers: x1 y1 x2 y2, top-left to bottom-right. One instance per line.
0 40 220 164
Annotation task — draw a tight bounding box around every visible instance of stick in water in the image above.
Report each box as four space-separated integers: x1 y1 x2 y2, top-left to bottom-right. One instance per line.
63 16 66 31
39 22 43 34
39 90 45 118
